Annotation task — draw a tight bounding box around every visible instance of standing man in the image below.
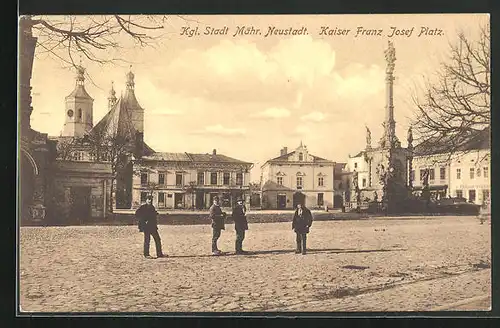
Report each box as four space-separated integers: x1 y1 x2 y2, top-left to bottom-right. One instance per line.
136 195 165 259
209 196 226 255
232 197 249 254
292 203 313 255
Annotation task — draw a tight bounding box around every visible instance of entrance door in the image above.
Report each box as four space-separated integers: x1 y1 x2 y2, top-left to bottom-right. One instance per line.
293 192 305 208
277 194 286 209
334 195 343 208
174 193 184 209
70 187 91 220
196 191 205 209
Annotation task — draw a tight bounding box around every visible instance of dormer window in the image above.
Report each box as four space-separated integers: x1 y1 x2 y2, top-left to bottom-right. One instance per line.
299 153 303 161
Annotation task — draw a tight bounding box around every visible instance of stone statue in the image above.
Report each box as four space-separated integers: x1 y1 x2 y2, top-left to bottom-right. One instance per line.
384 41 396 74
407 126 413 146
366 126 372 148
352 170 359 189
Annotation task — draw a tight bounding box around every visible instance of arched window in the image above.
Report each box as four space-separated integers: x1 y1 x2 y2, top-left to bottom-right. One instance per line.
298 153 303 161
78 108 82 120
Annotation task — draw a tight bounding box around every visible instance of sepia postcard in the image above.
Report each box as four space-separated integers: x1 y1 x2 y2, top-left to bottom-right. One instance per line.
18 14 491 314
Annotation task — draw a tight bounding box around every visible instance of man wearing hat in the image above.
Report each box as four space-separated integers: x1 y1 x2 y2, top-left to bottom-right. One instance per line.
136 195 165 259
232 196 249 254
209 195 226 255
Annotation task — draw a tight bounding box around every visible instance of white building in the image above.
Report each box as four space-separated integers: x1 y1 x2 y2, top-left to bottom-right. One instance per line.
412 127 490 205
260 143 336 210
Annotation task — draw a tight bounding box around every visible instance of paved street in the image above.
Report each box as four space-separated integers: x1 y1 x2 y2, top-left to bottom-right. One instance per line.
19 216 491 313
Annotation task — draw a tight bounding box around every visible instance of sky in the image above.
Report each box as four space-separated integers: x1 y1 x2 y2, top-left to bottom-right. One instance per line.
28 14 489 182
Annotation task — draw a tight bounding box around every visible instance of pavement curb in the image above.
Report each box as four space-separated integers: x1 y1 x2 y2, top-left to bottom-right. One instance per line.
431 295 490 311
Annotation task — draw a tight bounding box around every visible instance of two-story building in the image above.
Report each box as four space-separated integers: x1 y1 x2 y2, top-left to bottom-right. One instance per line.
260 143 336 210
412 127 490 205
132 149 253 210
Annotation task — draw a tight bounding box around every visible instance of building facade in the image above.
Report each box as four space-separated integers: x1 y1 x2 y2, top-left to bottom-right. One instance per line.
411 128 490 205
260 143 336 210
132 150 253 210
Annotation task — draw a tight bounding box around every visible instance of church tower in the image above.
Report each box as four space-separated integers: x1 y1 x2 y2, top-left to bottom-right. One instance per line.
108 81 117 110
61 64 94 137
123 67 144 133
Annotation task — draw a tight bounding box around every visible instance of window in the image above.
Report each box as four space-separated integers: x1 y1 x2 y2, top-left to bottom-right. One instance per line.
456 168 461 179
223 172 230 185
296 176 303 188
317 193 324 206
476 168 481 177
456 190 463 199
140 192 148 203
78 108 82 119
318 177 324 187
483 167 489 178
470 168 475 179
354 162 358 169
362 178 366 188
482 189 490 203
211 172 218 185
420 169 426 181
469 190 476 203
299 153 303 161
429 168 435 181
167 194 173 198
236 173 243 186
158 173 165 185
197 172 205 185
277 176 283 185
140 173 148 185
440 167 446 180
176 173 183 186
222 193 231 207
411 170 415 181
158 192 165 207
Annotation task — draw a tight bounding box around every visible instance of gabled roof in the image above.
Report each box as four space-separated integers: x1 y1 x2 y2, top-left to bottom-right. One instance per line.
414 127 490 156
266 150 334 164
89 97 137 141
143 152 192 162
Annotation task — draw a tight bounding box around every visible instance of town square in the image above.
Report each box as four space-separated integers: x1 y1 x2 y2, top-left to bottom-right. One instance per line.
18 14 491 313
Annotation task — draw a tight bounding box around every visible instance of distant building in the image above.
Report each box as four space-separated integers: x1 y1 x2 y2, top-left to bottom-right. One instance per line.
412 127 490 205
132 149 253 210
260 143 336 210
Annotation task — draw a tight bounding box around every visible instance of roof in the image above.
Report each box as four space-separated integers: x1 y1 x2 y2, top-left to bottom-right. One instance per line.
351 151 365 158
141 152 252 165
89 97 137 141
414 127 490 156
265 150 334 164
66 85 93 100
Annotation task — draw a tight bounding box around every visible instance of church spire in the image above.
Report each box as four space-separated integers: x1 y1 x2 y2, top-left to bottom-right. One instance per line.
75 59 85 86
108 81 117 110
126 65 135 90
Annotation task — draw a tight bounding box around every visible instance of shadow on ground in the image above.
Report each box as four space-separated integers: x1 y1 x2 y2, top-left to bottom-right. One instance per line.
161 247 407 259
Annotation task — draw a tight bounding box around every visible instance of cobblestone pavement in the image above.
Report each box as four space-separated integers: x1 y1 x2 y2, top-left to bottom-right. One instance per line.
19 216 491 313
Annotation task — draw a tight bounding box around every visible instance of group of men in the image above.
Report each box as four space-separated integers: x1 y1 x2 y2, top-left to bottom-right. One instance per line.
135 195 313 258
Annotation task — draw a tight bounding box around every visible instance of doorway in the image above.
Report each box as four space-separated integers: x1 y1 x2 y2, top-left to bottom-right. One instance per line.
334 195 343 208
196 191 205 209
277 194 287 209
174 193 184 209
293 192 305 209
70 187 91 220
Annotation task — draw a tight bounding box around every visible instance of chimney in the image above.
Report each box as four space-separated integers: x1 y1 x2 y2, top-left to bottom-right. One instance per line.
212 149 217 155
135 131 144 159
280 147 288 156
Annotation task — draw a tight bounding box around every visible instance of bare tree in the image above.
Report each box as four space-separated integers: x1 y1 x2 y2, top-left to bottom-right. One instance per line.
54 137 81 160
411 24 490 156
26 15 171 69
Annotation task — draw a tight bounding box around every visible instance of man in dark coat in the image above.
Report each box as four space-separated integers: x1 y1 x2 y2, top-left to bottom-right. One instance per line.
136 195 165 259
292 203 313 255
232 197 249 254
209 196 226 255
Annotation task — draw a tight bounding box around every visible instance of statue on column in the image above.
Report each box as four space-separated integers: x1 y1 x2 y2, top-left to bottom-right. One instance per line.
365 126 372 149
407 126 413 146
384 40 396 74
